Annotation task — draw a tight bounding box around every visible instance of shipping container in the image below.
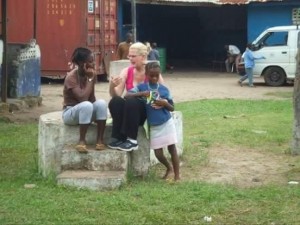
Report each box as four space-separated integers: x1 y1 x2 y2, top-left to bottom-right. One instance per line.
0 0 118 78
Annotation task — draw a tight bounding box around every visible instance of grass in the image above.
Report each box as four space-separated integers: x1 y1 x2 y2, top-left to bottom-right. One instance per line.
1 98 300 224
177 99 293 152
265 91 293 99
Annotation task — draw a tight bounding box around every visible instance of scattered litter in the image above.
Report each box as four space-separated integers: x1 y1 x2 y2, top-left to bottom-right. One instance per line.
252 130 267 134
252 178 261 182
223 114 245 119
288 181 299 185
203 216 212 222
24 184 36 189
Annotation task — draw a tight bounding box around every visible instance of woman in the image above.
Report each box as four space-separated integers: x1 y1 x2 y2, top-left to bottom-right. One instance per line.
62 47 107 153
108 42 163 151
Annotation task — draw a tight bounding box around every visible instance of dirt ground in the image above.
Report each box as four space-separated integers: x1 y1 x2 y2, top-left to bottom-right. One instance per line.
2 70 299 188
7 70 294 120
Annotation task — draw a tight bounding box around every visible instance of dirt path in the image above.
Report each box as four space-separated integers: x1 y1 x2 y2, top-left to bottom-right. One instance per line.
2 70 298 188
28 71 293 117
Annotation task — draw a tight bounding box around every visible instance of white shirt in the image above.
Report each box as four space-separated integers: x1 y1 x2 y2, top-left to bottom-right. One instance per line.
228 45 240 55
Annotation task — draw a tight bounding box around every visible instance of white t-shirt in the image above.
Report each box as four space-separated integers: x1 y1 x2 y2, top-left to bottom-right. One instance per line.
228 45 240 55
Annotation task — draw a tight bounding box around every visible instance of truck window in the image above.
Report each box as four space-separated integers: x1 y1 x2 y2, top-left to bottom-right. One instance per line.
261 31 288 47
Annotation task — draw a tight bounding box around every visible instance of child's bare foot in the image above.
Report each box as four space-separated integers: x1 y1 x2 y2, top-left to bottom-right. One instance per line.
174 176 181 182
162 168 173 180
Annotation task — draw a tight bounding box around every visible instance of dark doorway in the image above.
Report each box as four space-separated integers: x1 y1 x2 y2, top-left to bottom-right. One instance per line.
136 4 247 70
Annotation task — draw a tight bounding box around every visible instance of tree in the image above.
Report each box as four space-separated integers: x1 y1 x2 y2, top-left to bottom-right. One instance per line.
292 47 300 155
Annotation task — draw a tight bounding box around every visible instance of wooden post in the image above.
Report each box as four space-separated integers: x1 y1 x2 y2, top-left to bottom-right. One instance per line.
292 9 300 155
131 0 136 42
292 47 300 155
1 0 7 103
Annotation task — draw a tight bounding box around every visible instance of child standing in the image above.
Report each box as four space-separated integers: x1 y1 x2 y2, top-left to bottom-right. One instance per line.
125 62 180 181
62 47 107 153
238 43 265 87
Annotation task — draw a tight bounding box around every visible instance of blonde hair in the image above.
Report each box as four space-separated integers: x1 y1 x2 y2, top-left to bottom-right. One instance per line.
129 42 148 56
145 42 151 54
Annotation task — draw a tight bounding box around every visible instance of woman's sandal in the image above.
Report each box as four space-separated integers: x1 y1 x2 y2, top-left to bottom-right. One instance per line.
75 144 88 153
165 178 175 184
95 143 106 151
165 178 181 184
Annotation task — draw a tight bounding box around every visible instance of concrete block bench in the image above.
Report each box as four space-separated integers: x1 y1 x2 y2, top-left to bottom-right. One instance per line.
38 111 183 190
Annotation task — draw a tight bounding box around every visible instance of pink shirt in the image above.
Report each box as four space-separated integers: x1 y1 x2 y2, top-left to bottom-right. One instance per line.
125 66 148 91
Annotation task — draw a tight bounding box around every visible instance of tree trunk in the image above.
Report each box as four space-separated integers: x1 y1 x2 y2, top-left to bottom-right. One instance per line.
292 48 300 155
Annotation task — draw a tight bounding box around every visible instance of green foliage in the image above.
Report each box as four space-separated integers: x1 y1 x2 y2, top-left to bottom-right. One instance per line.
1 99 300 224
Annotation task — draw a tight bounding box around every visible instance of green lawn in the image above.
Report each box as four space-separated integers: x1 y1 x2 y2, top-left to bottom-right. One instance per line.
1 99 300 225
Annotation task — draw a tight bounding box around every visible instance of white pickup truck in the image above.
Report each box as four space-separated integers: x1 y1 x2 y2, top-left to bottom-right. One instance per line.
249 25 300 86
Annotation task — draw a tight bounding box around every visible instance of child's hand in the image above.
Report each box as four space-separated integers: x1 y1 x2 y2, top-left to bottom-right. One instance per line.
110 76 123 87
140 91 150 97
151 99 167 109
154 99 167 106
83 63 96 79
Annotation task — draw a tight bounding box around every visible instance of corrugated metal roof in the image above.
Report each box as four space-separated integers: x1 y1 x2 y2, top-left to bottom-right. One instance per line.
135 0 282 5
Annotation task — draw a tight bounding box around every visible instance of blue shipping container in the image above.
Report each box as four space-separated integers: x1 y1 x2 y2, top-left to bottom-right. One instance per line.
7 40 41 98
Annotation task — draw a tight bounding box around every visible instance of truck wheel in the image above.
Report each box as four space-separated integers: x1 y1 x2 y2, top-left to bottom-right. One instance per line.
263 67 286 86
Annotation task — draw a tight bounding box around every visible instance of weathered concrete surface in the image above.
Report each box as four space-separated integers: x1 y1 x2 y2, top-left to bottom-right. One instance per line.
0 97 42 113
61 147 128 171
109 60 130 79
57 170 126 191
39 111 183 175
38 110 183 190
109 60 159 80
38 111 151 177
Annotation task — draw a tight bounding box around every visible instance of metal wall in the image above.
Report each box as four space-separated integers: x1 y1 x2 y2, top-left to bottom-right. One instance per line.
0 0 118 78
36 0 87 77
100 0 118 75
248 1 300 42
0 0 35 43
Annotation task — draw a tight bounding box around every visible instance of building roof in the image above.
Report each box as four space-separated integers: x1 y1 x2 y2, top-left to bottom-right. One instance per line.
135 0 283 6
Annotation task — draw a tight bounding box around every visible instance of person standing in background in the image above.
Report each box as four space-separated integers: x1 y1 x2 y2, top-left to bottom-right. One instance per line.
116 32 133 60
238 43 265 87
145 42 152 57
148 42 160 61
224 44 241 73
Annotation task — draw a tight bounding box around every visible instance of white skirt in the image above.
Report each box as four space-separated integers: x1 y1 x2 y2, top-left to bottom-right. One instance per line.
150 118 178 149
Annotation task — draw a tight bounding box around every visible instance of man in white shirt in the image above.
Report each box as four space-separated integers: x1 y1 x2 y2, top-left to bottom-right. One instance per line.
224 45 241 73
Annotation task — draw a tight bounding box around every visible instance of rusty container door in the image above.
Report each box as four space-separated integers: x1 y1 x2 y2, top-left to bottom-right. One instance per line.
87 0 117 75
36 0 87 77
87 0 102 75
100 0 117 75
0 0 34 43
1 0 117 78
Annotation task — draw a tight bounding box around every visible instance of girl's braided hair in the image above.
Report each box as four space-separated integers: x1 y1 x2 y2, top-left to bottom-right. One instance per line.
145 61 161 74
71 47 92 65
